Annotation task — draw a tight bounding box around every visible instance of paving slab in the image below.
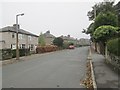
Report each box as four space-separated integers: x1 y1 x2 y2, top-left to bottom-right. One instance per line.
91 49 120 89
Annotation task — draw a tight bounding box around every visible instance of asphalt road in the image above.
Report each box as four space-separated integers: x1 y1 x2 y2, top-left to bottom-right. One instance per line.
2 47 89 88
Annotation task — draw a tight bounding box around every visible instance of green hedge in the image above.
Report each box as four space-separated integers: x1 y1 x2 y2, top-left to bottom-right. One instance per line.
0 49 12 60
0 48 30 60
107 38 120 56
12 49 30 58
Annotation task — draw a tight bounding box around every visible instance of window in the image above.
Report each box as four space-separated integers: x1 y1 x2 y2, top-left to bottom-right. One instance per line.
22 44 25 49
19 44 25 49
28 36 32 41
19 44 22 49
29 44 34 51
11 44 16 49
18 34 22 39
22 34 25 39
31 44 34 50
12 33 16 38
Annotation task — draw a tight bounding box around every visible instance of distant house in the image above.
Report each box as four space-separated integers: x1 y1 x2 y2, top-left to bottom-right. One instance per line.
43 31 56 45
60 35 78 46
78 38 90 46
0 24 38 52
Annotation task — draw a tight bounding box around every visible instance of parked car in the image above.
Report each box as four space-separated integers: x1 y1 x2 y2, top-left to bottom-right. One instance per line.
68 45 75 49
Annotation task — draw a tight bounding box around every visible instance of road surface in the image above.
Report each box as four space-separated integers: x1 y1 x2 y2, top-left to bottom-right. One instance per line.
2 47 88 88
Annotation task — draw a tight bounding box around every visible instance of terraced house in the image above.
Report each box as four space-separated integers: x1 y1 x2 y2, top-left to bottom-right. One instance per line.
60 35 78 46
43 31 55 45
0 24 38 53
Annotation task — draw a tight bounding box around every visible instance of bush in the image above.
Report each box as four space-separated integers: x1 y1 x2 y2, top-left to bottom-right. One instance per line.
36 45 58 53
93 25 119 42
107 38 120 56
53 37 63 47
12 49 30 58
94 11 118 30
0 49 12 60
0 48 30 60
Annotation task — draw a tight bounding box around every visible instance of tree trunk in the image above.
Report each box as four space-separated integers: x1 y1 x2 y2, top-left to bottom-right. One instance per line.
99 41 105 55
95 42 97 52
105 43 108 60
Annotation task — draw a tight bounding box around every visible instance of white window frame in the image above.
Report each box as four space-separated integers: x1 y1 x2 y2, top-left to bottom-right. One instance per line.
22 44 25 49
18 34 22 39
11 44 16 49
28 36 32 41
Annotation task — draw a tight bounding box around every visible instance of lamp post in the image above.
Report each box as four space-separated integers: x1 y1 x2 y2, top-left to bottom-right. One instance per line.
16 13 24 60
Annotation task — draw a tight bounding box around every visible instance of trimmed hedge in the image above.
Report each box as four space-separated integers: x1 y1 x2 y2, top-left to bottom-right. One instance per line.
0 48 30 60
93 25 118 42
12 49 30 58
107 38 120 56
36 45 58 53
0 49 12 60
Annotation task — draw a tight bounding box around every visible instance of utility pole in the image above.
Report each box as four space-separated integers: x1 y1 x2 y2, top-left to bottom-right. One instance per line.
94 5 97 20
16 13 24 60
94 4 97 52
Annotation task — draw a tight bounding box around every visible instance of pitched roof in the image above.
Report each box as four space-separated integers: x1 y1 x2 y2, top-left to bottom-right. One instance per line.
43 31 55 38
0 26 38 37
60 35 75 41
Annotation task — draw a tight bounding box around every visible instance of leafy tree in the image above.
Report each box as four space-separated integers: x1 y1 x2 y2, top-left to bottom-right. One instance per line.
114 1 120 27
86 23 94 34
87 11 118 38
69 42 74 45
86 1 119 54
93 25 119 54
93 25 119 42
94 11 118 30
107 38 120 56
87 1 118 36
87 1 115 21
53 37 63 47
38 32 46 46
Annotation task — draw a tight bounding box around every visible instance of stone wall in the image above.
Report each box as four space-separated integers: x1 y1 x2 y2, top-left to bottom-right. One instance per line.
107 52 120 70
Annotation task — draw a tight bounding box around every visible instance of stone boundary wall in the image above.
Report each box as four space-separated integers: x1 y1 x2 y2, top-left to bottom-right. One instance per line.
107 51 120 70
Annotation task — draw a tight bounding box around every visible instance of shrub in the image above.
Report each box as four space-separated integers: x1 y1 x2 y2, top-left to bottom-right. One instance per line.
94 11 118 30
0 49 12 60
12 49 30 58
36 45 58 53
93 25 119 42
107 38 120 56
53 37 63 47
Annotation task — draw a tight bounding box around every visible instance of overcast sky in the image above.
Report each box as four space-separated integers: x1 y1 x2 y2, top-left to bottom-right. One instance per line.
0 0 119 39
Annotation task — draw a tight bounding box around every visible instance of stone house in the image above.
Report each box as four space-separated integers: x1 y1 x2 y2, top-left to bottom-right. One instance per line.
43 31 56 45
78 38 90 46
0 24 38 52
60 35 78 46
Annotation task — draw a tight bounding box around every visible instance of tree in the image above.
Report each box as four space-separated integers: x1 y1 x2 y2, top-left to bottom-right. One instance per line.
53 37 63 47
87 11 118 39
93 25 119 42
87 0 119 54
93 25 119 54
107 38 120 56
86 23 94 34
69 42 74 45
94 11 118 30
87 1 118 36
38 32 46 46
114 1 120 27
87 1 115 21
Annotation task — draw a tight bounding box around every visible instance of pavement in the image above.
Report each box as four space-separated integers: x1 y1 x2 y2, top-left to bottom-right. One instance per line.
2 47 88 88
90 47 120 89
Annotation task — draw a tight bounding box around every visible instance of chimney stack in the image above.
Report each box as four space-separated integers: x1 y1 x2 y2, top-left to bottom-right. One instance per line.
13 24 20 29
